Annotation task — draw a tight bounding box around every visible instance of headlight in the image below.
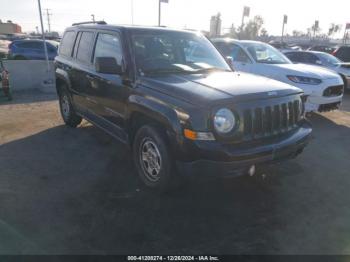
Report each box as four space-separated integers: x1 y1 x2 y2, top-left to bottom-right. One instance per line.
287 75 322 85
214 108 236 134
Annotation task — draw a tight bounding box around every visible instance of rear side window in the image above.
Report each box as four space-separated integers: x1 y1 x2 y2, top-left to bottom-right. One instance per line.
337 47 350 61
76 32 95 64
93 33 123 65
59 31 76 57
285 52 303 63
303 53 318 64
16 42 43 49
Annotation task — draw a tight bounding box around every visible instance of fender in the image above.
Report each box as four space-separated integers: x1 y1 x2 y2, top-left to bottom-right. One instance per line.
55 67 72 91
127 94 185 152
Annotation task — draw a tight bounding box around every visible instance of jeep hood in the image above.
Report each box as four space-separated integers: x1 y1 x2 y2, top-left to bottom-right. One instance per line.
268 63 339 79
141 71 302 106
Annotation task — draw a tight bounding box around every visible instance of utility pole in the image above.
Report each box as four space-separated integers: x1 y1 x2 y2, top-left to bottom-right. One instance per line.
44 8 52 33
91 14 95 22
313 20 319 40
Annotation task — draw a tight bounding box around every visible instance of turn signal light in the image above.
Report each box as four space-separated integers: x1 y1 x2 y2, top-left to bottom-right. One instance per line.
184 129 215 141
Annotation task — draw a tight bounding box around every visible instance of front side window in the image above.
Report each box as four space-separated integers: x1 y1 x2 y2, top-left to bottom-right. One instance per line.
231 44 251 63
131 31 231 75
94 33 123 65
76 31 95 64
318 52 341 66
245 42 291 64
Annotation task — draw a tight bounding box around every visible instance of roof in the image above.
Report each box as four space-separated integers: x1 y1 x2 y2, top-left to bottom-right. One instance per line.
65 23 196 34
211 38 267 45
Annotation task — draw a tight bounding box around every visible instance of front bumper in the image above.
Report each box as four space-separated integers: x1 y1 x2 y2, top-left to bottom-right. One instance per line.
300 77 344 112
176 121 312 177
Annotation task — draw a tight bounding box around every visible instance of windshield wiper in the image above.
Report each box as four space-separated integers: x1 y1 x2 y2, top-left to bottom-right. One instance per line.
142 68 194 75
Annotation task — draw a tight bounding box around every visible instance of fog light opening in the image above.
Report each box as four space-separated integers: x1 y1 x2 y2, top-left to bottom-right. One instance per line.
248 165 256 177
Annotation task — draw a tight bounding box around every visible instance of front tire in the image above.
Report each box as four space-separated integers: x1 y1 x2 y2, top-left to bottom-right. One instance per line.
133 125 174 192
58 87 82 128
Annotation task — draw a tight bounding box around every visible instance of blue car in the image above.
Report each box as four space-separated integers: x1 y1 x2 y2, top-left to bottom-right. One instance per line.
8 39 59 60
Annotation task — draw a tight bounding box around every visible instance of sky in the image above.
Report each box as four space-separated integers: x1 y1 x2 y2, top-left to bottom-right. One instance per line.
0 0 349 38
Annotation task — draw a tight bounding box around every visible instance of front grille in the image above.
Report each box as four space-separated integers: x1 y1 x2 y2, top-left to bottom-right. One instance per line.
323 85 344 97
341 64 350 69
243 100 300 140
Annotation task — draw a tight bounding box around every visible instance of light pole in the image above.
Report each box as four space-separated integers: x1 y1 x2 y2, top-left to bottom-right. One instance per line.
158 0 168 26
240 6 250 39
37 0 50 73
91 14 95 22
131 0 134 25
281 15 288 43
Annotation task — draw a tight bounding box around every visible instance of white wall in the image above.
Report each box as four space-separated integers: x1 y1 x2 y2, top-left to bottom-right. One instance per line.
3 60 55 92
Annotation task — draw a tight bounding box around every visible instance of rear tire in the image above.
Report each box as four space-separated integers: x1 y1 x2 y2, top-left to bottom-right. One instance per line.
133 125 175 192
58 87 82 128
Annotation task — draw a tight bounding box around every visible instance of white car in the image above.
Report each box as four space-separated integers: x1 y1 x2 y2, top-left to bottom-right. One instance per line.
283 50 350 90
212 39 344 112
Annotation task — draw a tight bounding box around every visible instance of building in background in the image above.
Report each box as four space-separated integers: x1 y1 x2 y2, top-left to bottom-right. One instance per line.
0 20 22 35
210 13 221 37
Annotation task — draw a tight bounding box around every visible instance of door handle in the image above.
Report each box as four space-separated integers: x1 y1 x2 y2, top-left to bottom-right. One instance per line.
86 75 96 81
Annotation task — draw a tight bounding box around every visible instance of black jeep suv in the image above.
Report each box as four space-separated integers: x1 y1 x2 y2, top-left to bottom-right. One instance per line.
55 22 312 191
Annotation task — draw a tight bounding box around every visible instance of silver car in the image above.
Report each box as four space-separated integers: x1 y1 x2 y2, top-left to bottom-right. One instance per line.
284 50 350 90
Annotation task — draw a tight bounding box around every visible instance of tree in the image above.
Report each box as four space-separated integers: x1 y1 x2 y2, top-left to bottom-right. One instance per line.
328 23 342 38
260 28 268 37
292 30 304 37
240 15 265 40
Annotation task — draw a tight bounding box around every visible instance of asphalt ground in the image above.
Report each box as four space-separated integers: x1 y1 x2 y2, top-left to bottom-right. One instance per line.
1 90 350 254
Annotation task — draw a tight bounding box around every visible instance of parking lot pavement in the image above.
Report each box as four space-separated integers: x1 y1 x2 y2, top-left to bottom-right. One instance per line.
1 90 350 255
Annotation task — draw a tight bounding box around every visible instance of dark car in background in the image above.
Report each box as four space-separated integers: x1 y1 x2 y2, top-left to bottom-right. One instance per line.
8 39 59 60
308 45 336 54
333 46 350 62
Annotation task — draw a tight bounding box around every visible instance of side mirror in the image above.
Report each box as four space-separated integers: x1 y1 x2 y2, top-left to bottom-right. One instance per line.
225 56 234 70
95 57 123 75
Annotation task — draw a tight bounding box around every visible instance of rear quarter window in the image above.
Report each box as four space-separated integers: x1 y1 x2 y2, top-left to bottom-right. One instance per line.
59 31 77 57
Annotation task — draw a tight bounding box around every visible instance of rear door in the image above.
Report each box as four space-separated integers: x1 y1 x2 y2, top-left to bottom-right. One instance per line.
70 31 98 113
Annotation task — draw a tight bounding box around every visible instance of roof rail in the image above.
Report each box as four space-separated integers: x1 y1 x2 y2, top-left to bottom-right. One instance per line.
72 21 107 26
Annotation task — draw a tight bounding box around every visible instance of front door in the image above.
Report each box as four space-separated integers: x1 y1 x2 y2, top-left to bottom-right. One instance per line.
89 32 128 131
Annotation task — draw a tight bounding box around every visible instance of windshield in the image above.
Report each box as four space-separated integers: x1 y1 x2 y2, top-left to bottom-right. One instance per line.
245 42 291 64
317 52 342 66
131 30 231 75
